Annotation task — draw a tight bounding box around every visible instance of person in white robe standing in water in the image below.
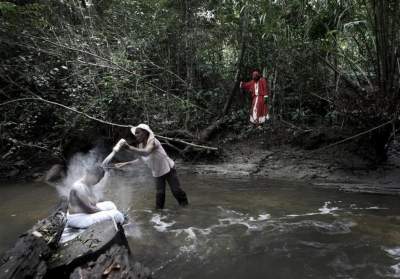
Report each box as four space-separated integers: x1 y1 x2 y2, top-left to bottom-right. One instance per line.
115 124 189 210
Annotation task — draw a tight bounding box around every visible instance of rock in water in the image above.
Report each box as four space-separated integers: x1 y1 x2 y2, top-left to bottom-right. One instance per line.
47 220 129 278
0 198 68 279
70 245 152 279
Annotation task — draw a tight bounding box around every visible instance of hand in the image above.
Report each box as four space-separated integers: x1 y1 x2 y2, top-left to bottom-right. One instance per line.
120 139 127 147
240 81 243 88
114 162 128 168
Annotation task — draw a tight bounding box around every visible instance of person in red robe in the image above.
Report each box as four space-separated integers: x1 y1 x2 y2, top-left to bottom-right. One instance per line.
240 70 270 124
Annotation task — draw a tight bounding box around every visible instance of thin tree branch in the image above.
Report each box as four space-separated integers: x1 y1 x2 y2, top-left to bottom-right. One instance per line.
157 135 218 151
0 97 218 151
312 117 397 153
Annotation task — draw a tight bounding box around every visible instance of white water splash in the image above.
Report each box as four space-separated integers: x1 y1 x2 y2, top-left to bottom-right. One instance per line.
286 202 340 218
286 213 319 217
286 201 387 219
350 204 389 210
178 228 198 253
217 206 245 216
151 214 176 232
249 214 271 221
391 264 400 278
318 201 339 215
219 217 260 230
163 210 272 243
365 206 389 210
149 207 272 257
384 247 400 278
217 207 271 230
123 223 142 238
386 248 400 257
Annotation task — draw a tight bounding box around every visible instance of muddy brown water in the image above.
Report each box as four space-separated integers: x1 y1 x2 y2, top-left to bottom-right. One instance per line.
1 172 400 278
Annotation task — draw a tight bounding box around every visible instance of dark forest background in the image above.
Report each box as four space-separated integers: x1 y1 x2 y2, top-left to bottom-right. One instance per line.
0 0 399 175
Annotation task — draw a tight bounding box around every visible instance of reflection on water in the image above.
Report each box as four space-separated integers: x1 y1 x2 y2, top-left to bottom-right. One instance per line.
1 172 400 278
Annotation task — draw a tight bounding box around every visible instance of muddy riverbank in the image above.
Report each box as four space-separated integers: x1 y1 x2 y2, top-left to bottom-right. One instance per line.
181 138 400 196
2 125 400 196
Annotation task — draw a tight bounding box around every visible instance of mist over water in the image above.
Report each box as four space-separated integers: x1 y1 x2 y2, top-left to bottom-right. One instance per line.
55 148 104 198
54 147 150 205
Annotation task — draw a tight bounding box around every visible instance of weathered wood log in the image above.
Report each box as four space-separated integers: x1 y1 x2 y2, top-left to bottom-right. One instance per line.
70 245 152 279
46 220 129 279
0 198 68 279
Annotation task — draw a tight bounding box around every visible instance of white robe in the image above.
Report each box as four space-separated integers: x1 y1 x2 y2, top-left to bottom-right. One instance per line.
66 201 124 229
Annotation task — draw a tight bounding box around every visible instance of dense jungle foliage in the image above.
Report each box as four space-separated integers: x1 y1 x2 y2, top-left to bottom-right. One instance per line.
0 0 399 172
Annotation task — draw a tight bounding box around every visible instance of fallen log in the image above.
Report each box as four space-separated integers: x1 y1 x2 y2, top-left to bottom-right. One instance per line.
0 197 68 279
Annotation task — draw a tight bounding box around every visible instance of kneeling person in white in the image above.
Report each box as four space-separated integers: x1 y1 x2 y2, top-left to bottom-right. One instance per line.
67 166 124 229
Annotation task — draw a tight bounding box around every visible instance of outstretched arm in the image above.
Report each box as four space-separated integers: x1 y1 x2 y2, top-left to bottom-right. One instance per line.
114 159 141 168
101 151 116 168
240 81 253 92
101 139 129 168
125 139 157 156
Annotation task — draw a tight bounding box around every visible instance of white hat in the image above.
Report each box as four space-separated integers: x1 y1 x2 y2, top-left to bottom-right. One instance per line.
130 123 155 143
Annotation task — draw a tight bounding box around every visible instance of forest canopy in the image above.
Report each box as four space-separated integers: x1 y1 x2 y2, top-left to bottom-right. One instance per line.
0 0 399 166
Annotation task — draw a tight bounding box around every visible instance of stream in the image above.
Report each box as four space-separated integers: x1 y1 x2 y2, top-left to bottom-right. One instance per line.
1 172 400 278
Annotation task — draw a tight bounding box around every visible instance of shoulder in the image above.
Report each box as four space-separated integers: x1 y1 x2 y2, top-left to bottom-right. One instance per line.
148 138 159 147
142 138 158 153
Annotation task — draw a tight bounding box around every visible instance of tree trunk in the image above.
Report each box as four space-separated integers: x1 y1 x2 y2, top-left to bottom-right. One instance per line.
184 0 194 130
198 13 248 142
367 0 400 161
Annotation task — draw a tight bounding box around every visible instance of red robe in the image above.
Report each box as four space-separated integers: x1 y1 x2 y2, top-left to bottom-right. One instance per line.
241 77 269 124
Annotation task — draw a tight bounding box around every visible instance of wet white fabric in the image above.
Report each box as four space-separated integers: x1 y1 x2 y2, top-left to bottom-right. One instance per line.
66 201 124 229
